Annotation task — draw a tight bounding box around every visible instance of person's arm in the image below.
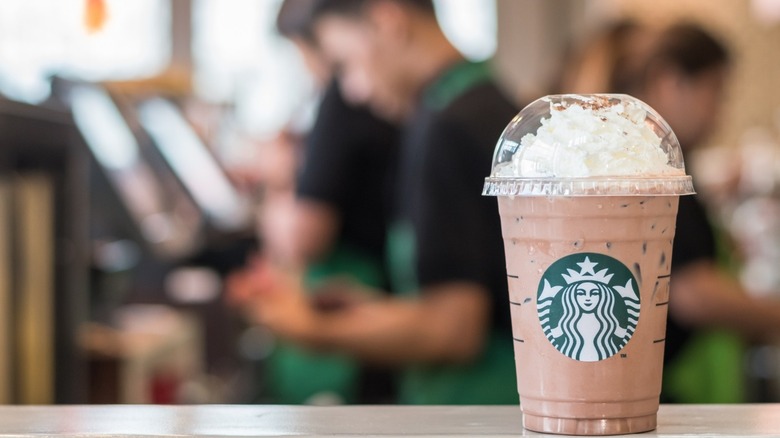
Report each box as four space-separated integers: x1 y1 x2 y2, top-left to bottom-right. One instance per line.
252 277 491 365
670 259 780 341
314 282 491 364
256 195 340 268
289 199 340 264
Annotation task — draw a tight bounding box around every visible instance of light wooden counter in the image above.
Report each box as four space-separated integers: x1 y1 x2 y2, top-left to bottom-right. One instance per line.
0 404 777 437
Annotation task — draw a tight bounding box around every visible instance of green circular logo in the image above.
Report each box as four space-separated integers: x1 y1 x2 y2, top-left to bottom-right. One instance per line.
538 253 640 362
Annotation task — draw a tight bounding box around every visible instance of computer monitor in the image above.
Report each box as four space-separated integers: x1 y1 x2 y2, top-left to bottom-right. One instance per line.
69 84 202 259
136 97 251 233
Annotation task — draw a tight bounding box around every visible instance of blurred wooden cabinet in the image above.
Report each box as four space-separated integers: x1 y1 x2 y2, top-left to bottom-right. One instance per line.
0 98 90 403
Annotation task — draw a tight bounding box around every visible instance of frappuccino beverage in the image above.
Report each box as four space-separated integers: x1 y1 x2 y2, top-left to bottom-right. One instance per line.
483 95 694 435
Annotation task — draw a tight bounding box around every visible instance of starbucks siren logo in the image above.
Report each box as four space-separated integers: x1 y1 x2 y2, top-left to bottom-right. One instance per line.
538 253 640 362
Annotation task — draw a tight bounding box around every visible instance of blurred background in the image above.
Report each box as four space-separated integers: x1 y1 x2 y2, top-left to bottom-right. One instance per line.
0 0 779 405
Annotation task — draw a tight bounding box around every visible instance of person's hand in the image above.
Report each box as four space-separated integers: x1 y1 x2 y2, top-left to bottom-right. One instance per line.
310 278 381 311
224 255 274 309
245 263 321 344
225 256 319 342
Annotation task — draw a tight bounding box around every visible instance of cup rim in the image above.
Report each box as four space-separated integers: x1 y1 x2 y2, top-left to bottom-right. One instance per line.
482 175 695 197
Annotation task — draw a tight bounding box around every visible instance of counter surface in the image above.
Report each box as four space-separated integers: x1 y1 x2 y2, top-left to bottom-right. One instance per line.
0 404 777 437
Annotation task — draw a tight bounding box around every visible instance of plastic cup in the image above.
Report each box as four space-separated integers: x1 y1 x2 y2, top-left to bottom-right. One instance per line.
483 94 694 435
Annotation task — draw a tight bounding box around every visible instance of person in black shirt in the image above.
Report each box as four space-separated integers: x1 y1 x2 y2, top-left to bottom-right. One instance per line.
246 0 520 404
625 23 780 402
387 62 518 403
228 0 398 404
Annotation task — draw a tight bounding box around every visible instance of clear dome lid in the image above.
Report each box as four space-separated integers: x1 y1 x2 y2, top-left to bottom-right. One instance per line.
483 94 694 197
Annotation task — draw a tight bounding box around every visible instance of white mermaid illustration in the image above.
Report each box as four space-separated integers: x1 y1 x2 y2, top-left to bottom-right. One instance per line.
538 255 640 362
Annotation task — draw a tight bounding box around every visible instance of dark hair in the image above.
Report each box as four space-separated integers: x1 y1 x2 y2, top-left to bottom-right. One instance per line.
648 23 731 78
613 22 731 95
276 0 317 43
310 0 435 20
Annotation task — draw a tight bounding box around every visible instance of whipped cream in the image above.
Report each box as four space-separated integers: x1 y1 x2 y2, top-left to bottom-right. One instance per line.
493 98 683 178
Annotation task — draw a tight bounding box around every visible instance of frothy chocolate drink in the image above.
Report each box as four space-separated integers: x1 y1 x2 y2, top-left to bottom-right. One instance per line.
483 94 694 435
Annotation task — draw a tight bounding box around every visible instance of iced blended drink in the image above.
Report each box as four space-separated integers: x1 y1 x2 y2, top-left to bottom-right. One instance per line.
483 95 694 435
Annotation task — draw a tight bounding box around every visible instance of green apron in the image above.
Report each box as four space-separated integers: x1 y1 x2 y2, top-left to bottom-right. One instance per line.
265 243 386 404
662 330 744 403
662 223 745 403
387 62 518 405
